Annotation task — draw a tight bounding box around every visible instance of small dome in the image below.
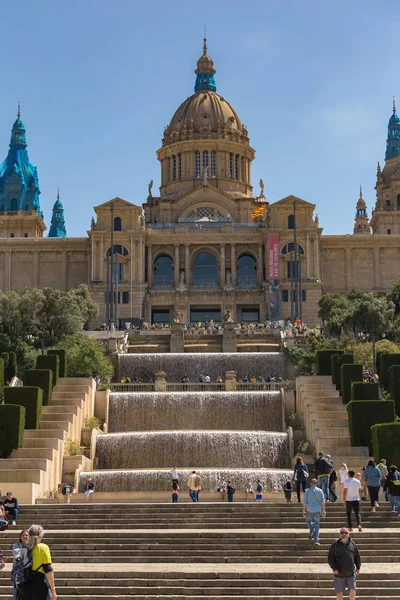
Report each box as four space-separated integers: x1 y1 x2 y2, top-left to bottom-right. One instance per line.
169 91 242 134
389 112 400 125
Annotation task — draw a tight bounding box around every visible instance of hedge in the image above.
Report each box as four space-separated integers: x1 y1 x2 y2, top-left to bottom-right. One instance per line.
48 349 67 378
379 353 400 391
4 387 43 429
24 369 53 406
389 365 400 415
0 356 4 399
351 381 380 401
331 354 341 389
340 364 363 404
316 350 344 376
347 399 395 453
36 354 59 387
0 404 26 458
371 422 400 467
340 354 354 366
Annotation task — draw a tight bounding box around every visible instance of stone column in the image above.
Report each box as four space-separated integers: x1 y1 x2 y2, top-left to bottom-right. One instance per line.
33 251 39 287
155 371 167 392
170 322 185 353
315 234 320 280
174 244 180 287
230 244 236 285
345 248 352 291
185 244 190 286
220 244 225 285
223 322 237 353
225 370 237 391
147 245 152 286
306 233 310 279
91 236 95 281
257 244 263 286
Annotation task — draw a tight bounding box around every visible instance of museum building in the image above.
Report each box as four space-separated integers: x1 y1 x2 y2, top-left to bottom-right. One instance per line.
1 41 400 327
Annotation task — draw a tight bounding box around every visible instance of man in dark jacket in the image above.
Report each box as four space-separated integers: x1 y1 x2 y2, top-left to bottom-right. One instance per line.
328 527 361 599
315 451 333 501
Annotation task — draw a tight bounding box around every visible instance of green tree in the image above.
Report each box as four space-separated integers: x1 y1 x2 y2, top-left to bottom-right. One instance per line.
56 333 113 381
347 294 394 338
351 339 400 372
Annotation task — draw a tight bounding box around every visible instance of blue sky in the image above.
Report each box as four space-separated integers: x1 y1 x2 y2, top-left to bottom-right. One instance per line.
0 0 398 236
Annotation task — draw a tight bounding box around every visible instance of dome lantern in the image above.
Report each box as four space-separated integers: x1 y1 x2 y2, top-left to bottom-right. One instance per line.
194 37 216 93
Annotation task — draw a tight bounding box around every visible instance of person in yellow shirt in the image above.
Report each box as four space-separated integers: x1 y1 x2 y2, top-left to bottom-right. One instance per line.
17 524 57 600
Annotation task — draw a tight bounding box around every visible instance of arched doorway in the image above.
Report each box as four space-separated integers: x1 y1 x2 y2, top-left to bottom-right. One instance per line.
193 252 218 286
237 254 257 286
153 255 174 286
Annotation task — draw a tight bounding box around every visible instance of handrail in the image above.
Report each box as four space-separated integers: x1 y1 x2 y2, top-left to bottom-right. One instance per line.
109 381 284 393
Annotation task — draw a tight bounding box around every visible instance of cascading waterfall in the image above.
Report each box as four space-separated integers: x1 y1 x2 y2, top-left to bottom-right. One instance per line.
82 351 291 493
96 431 288 469
108 391 283 432
118 352 284 382
80 468 290 493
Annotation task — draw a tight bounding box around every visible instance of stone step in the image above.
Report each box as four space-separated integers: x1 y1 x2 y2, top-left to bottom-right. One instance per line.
22 437 62 450
50 397 85 407
42 405 80 415
39 420 71 431
10 447 56 460
23 428 66 440
0 468 45 484
41 412 75 423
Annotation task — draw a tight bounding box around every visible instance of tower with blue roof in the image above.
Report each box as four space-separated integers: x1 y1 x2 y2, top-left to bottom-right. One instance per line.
0 106 43 217
48 188 67 238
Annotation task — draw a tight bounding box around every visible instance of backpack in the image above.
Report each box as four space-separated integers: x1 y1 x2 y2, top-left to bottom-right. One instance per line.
12 547 32 584
229 486 235 494
331 470 338 483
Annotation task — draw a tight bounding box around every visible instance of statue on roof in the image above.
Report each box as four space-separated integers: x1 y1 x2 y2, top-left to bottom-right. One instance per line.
259 179 265 198
148 180 153 198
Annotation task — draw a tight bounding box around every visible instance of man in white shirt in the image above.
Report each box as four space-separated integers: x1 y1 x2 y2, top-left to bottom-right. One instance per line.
343 470 363 532
171 467 179 485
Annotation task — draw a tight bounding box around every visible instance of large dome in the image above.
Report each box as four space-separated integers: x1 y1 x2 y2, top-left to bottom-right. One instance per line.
161 39 249 147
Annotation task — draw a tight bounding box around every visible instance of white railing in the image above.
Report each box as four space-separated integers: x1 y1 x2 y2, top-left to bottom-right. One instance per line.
109 381 284 393
236 382 283 391
166 382 224 392
110 383 156 392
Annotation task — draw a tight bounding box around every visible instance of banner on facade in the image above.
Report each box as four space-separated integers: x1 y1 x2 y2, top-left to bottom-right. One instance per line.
267 234 280 320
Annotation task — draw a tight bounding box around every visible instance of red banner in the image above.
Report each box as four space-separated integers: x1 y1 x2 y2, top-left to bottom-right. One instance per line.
268 234 279 279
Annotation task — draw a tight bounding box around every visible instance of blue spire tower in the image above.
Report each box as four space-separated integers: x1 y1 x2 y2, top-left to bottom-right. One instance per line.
194 36 216 93
0 105 43 217
48 188 67 237
385 97 400 160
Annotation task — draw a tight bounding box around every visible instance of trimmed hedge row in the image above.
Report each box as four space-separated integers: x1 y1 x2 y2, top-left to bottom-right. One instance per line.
379 353 400 391
24 369 53 406
36 354 59 387
0 356 4 399
48 349 67 378
372 422 400 467
1 351 17 383
0 404 25 458
331 354 341 389
316 350 344 376
4 387 43 429
340 364 363 404
389 365 400 415
347 399 395 453
351 381 379 401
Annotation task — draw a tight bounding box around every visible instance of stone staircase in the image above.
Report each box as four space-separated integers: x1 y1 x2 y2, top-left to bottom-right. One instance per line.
296 376 371 469
0 378 95 502
0 503 399 598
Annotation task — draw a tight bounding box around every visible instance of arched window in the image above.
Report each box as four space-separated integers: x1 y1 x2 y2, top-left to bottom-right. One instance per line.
235 154 240 180
178 153 182 179
229 153 234 178
193 252 218 286
113 217 121 231
237 254 257 286
195 151 201 178
154 255 174 286
106 245 129 257
10 198 18 211
397 193 400 208
281 243 304 255
288 214 295 229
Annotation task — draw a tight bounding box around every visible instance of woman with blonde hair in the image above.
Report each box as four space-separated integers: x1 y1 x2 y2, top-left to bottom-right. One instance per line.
17 524 57 600
339 463 349 501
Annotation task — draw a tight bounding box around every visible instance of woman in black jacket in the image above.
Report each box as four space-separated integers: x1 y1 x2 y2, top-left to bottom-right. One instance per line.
384 465 400 515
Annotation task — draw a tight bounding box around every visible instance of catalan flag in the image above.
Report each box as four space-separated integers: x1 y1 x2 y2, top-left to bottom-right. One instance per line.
251 205 265 219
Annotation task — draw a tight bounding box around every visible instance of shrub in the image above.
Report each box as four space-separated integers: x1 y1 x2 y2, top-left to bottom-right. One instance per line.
347 400 395 453
389 365 400 415
48 349 67 378
340 354 354 366
7 351 17 381
380 353 400 391
24 369 53 406
0 404 25 458
351 381 380 401
340 364 363 404
36 354 59 387
4 387 43 429
316 349 344 376
65 438 81 456
371 422 400 467
83 416 103 430
1 352 9 382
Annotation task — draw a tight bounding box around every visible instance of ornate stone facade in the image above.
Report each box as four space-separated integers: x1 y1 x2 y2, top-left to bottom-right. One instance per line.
2 42 400 327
